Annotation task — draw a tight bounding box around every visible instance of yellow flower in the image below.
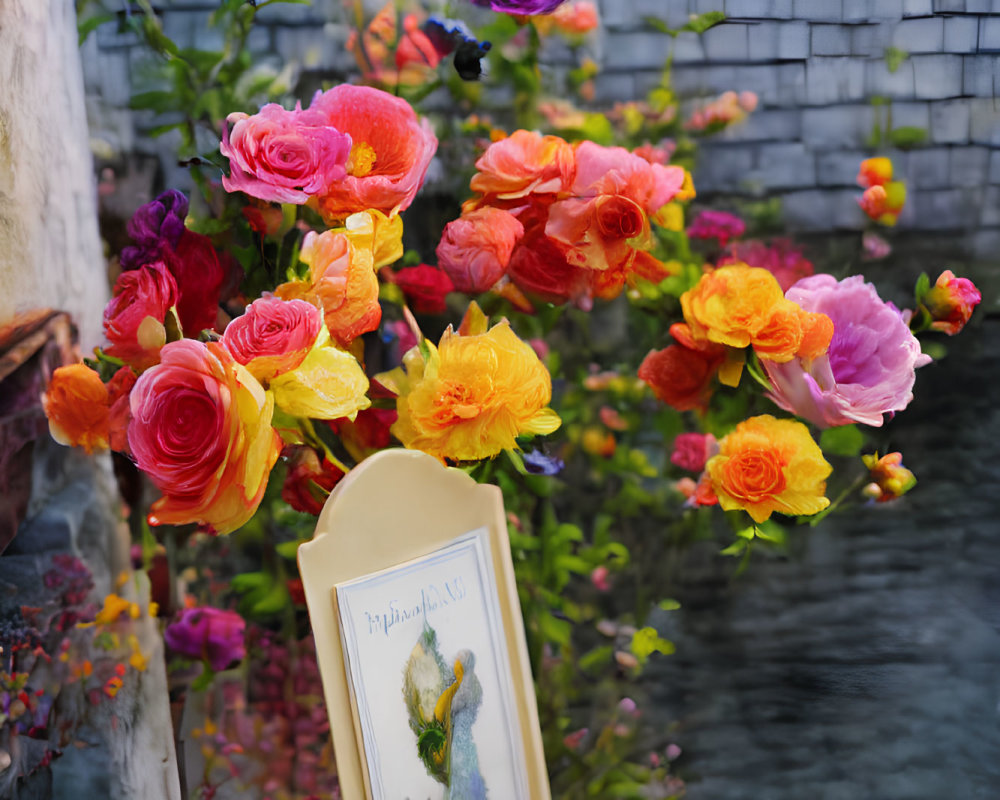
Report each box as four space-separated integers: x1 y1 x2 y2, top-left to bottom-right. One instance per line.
385 305 560 461
707 415 831 523
268 325 371 420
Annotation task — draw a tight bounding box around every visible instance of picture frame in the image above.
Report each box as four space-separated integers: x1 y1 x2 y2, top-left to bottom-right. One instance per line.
299 448 551 800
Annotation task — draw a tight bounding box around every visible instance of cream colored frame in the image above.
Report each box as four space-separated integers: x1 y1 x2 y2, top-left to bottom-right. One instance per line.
299 448 551 800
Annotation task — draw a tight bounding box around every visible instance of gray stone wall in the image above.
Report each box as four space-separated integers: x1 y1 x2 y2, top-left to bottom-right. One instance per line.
81 0 1000 261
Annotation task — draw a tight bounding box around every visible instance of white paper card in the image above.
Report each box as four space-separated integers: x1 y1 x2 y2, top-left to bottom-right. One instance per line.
336 527 529 800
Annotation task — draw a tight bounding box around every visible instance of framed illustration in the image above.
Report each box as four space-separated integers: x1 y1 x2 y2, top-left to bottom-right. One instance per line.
298 449 551 800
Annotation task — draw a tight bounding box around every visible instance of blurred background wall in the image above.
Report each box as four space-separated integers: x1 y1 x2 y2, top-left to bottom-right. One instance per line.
80 0 1000 264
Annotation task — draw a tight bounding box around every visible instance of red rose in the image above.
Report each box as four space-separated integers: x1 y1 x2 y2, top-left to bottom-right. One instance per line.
638 343 725 412
103 262 178 372
162 230 237 337
391 264 454 314
281 445 345 515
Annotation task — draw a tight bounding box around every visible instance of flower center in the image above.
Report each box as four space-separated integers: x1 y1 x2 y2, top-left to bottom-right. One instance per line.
348 141 377 177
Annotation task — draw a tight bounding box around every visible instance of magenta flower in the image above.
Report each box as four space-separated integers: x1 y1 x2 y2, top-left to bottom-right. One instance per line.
763 274 931 428
164 606 246 672
470 0 568 13
686 210 746 247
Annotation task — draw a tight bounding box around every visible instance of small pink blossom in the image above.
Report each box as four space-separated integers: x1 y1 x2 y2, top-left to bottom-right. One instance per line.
687 210 746 247
670 432 718 473
591 566 611 592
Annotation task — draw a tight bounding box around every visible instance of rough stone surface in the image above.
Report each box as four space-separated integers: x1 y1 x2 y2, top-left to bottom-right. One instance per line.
76 0 1000 256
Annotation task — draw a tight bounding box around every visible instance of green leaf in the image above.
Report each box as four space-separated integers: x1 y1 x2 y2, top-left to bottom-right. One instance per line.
819 424 865 457
914 271 931 302
658 598 681 611
275 540 301 560
682 11 726 35
130 90 177 112
185 217 231 236
643 17 678 37
888 126 927 149
884 46 908 74
754 520 786 545
78 12 116 45
719 540 747 557
539 611 572 645
630 626 675 664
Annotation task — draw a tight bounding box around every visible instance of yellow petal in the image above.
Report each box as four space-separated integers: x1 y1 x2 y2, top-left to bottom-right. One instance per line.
270 345 371 420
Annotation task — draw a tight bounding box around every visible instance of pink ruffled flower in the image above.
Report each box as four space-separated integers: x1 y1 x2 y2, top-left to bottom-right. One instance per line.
222 296 323 382
687 210 746 247
221 104 352 204
437 207 524 293
670 432 718 473
164 606 246 672
763 274 931 428
309 85 438 219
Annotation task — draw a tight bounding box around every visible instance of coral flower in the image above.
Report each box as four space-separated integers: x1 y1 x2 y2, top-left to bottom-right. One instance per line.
43 364 111 454
309 84 438 219
278 210 402 347
861 451 916 503
856 157 893 188
437 207 524 293
707 415 831 523
546 141 686 276
921 269 981 335
858 181 905 226
164 607 246 672
221 103 352 204
128 339 281 534
222 296 323 382
385 306 560 461
469 129 576 202
388 264 455 314
763 274 931 428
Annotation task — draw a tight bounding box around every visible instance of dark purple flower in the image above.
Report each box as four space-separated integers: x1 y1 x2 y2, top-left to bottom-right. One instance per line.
469 0 568 14
523 449 564 475
120 190 189 270
164 606 246 672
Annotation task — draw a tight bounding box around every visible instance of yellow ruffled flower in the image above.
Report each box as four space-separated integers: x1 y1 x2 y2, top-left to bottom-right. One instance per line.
707 415 831 523
268 326 371 420
384 305 560 462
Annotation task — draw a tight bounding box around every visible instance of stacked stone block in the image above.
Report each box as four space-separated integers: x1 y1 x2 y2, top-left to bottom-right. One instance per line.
81 0 1000 260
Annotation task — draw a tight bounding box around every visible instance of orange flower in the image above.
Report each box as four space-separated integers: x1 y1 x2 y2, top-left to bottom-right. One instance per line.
382 304 560 461
681 264 832 366
43 364 111 454
276 210 402 347
858 181 906 226
856 157 893 188
707 415 831 523
861 451 916 503
638 342 725 412
469 129 576 202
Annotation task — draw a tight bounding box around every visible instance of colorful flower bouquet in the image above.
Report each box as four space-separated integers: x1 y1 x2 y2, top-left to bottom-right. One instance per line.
28 0 985 796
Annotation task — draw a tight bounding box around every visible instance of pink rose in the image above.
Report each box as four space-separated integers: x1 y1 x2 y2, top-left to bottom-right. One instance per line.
922 269 981 335
309 85 438 219
221 103 352 204
103 262 178 372
222 296 322 382
670 432 718 473
128 339 281 534
436 207 524 293
763 274 931 428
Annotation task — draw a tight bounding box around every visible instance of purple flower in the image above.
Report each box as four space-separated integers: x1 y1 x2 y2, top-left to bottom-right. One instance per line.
164 606 246 672
120 190 189 270
763 274 931 428
523 448 564 475
469 0 568 14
